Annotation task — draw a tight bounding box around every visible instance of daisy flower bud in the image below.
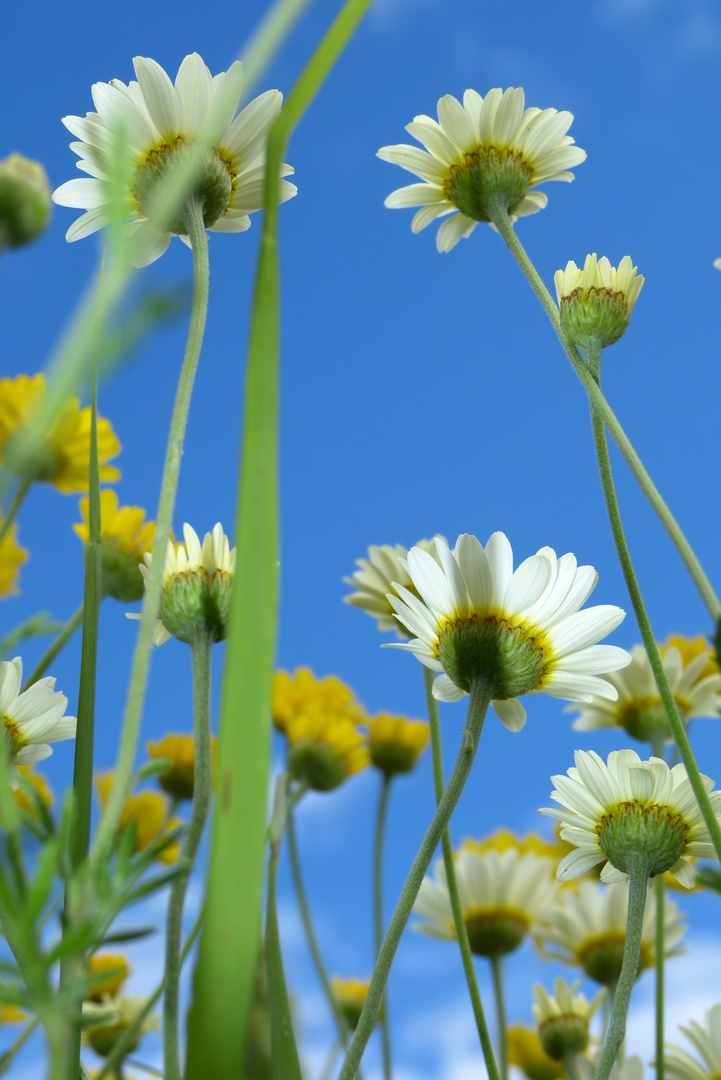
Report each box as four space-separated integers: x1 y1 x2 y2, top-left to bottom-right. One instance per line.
330 977 378 1030
555 255 644 351
0 153 51 249
147 731 217 801
532 978 604 1060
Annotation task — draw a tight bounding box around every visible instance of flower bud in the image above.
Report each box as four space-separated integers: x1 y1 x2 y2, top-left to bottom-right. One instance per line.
0 154 51 249
555 255 643 351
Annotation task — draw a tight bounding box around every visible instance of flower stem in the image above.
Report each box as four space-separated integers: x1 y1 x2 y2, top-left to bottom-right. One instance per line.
594 861 649 1080
563 1051 582 1080
373 773 393 1080
163 631 214 1080
490 956 508 1080
91 196 209 869
583 349 721 863
338 676 493 1080
286 809 350 1049
0 477 31 547
21 604 84 691
422 667 500 1080
489 206 721 623
654 874 665 1080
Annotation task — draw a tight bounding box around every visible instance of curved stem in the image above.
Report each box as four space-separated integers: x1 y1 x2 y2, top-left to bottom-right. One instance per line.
423 668 500 1080
338 676 494 1080
373 774 393 1080
490 956 508 1080
21 604 84 691
654 874 665 1080
91 197 209 869
489 206 721 623
594 863 649 1080
0 477 31 547
286 810 350 1049
163 632 214 1080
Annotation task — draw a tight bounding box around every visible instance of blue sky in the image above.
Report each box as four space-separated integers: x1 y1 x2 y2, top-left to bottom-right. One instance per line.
3 0 721 1075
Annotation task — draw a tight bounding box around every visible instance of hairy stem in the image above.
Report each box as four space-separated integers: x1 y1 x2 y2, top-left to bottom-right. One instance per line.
373 773 393 1080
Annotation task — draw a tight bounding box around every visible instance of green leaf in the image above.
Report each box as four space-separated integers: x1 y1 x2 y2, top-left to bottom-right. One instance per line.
96 924 157 946
0 612 63 660
265 850 302 1079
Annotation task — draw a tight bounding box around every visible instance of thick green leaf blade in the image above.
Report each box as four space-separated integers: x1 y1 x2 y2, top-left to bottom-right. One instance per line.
265 850 302 1080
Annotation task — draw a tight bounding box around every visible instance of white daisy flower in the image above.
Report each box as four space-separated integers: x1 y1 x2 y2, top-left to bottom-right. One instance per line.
387 531 630 731
343 536 446 634
540 749 721 887
577 1055 644 1080
53 53 297 266
555 254 645 350
535 879 686 987
0 657 76 779
664 1004 721 1080
136 522 236 645
567 641 721 745
413 846 559 958
532 977 604 1060
377 86 586 252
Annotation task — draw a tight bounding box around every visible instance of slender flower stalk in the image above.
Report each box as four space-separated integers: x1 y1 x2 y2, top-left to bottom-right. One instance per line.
0 478 31 549
491 956 508 1080
21 605 84 692
655 875 665 1080
338 676 494 1080
373 773 393 1080
487 203 721 624
163 630 214 1080
91 195 209 868
423 666 500 1080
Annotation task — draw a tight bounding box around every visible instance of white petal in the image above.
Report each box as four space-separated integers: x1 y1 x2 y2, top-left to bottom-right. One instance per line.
133 56 182 138
433 674 466 702
484 532 514 607
492 697 526 731
174 52 213 135
129 222 171 267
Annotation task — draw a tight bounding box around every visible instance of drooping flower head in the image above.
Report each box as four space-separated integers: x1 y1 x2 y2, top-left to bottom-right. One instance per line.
535 879 686 988
53 53 297 266
138 522 235 645
0 657 76 782
567 639 721 746
541 749 721 887
664 1004 721 1080
388 532 630 731
378 87 585 252
532 977 604 1060
75 489 155 602
414 846 559 958
147 731 217 801
271 668 366 734
343 537 445 635
555 255 644 351
0 514 28 598
368 713 429 776
95 771 182 864
0 374 120 493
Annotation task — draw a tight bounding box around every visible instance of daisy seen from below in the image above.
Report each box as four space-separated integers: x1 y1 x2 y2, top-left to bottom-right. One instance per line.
271 667 366 733
555 254 644 351
0 374 120 493
95 772 182 864
0 657 76 782
567 639 721 747
330 977 378 1031
368 713 429 776
378 86 585 252
136 522 235 645
282 709 370 793
664 1004 721 1080
85 953 132 1003
535 879 686 987
387 531 630 731
541 748 721 887
53 52 297 267
75 489 155 602
0 514 27 597
532 977 604 1061
507 1025 566 1080
343 537 445 634
413 846 558 957
147 731 217 801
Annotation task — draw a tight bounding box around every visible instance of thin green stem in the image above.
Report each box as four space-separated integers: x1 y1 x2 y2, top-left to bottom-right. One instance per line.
490 956 508 1080
163 632 214 1080
422 667 500 1080
339 677 493 1080
594 863 649 1080
0 477 31 547
0 1016 39 1071
654 874 665 1080
373 773 393 1080
489 206 721 623
91 196 209 869
319 1039 341 1080
563 1051 583 1080
21 604 84 691
286 810 350 1048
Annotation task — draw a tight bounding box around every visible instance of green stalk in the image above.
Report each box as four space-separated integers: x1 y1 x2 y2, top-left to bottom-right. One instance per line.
184 4 375 1076
21 604 84 691
163 631 214 1080
654 874 665 1080
373 774 393 1080
0 478 31 547
338 677 493 1080
422 667 500 1080
490 956 508 1080
488 205 721 623
266 837 302 1079
286 811 350 1047
563 1051 582 1080
91 196 209 868
593 862 649 1080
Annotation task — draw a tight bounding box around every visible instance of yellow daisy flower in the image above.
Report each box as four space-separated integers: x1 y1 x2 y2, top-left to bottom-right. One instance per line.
95 771 182 864
86 953 132 1003
74 490 155 602
14 764 53 822
147 731 217 801
284 711 369 792
0 373 120 493
507 1024 566 1080
462 827 561 860
368 713 429 776
0 513 27 597
272 667 366 734
330 977 378 1030
0 1005 28 1024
